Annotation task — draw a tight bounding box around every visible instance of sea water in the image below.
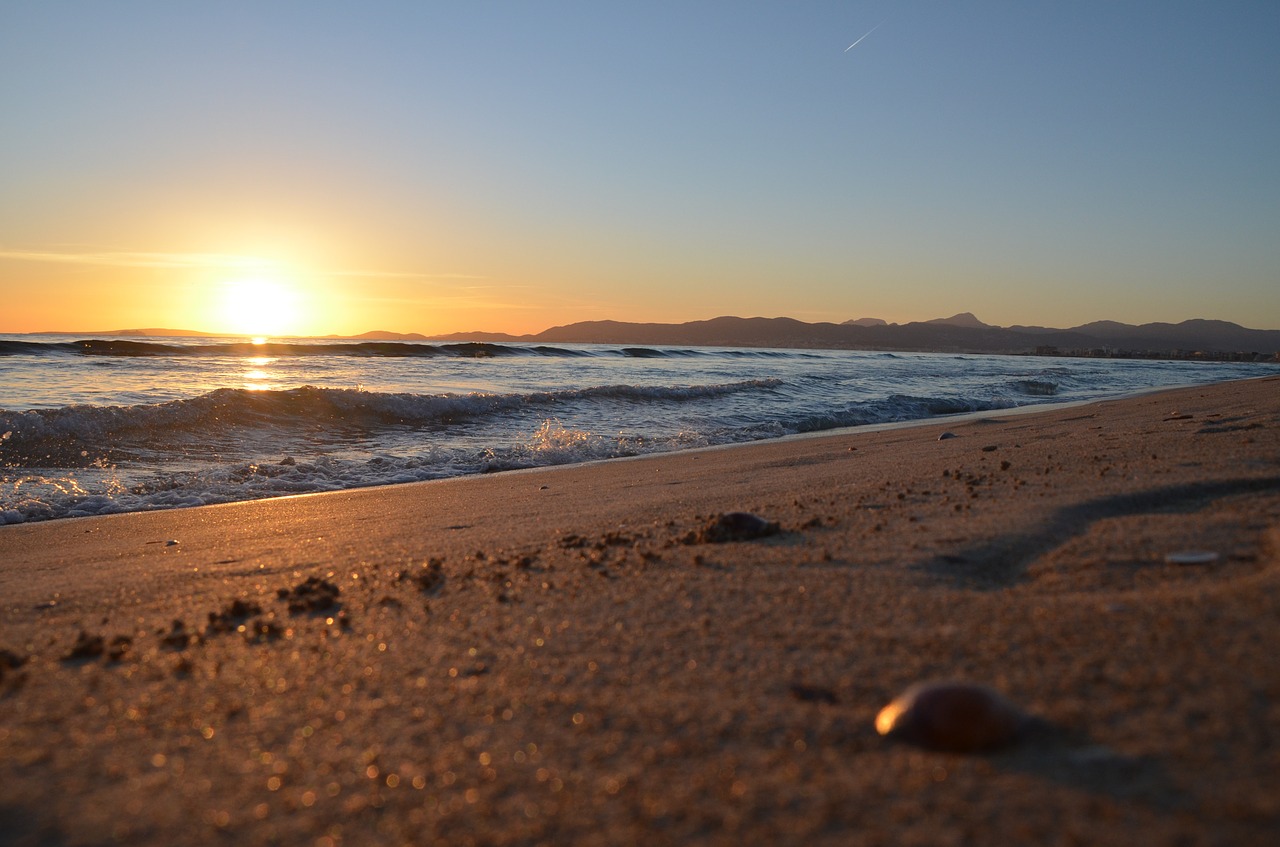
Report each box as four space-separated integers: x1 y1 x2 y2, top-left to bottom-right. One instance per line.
1 334 1273 523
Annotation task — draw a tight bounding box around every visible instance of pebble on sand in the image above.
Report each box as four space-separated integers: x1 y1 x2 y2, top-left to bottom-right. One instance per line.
875 680 1026 753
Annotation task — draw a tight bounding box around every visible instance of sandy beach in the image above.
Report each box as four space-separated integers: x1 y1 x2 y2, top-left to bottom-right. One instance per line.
1 375 1278 846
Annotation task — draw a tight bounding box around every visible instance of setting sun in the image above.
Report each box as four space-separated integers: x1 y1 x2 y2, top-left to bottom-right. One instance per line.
216 275 305 338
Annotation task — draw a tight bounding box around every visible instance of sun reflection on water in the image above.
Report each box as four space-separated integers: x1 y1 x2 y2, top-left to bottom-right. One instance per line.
243 356 277 391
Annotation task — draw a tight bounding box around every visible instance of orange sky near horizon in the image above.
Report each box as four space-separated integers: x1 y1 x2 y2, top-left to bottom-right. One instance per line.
0 245 1031 338
3 241 1269 338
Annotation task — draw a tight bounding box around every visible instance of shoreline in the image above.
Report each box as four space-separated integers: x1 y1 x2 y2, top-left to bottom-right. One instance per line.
2 376 1278 845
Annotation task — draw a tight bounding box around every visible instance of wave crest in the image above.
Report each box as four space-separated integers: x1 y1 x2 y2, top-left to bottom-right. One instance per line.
0 381 781 469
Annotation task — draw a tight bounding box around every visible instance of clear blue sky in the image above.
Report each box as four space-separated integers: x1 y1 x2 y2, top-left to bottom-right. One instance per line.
2 1 1277 335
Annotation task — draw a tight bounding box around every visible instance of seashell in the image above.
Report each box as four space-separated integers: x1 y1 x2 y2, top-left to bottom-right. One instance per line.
875 680 1026 753
938 432 958 440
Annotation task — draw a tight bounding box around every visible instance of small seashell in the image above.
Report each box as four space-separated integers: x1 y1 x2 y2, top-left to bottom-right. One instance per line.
165 539 180 546
875 680 1026 753
938 432 958 440
1164 550 1219 565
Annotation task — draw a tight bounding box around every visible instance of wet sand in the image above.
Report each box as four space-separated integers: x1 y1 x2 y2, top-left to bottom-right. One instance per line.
1 376 1278 846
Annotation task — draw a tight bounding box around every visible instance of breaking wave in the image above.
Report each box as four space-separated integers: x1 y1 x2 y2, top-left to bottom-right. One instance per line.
0 381 783 469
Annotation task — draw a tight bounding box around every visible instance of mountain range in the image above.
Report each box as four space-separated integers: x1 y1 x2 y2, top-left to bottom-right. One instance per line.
428 313 1280 357
55 314 1280 357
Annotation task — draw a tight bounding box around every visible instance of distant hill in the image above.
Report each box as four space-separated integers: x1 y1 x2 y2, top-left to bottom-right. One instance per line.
842 317 888 327
528 316 846 348
83 328 221 338
456 315 1280 358
925 312 990 329
339 330 431 341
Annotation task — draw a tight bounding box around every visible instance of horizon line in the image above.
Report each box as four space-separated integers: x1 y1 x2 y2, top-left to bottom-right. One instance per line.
3 313 1276 339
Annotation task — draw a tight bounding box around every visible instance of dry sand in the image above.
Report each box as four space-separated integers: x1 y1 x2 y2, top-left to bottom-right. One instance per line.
1 376 1278 846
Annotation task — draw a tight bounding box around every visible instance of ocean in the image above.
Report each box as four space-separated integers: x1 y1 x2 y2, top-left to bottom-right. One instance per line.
1 334 1274 524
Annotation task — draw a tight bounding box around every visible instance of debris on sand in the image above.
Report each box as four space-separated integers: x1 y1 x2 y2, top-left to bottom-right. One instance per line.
1164 550 1220 565
242 618 286 643
398 560 446 596
62 631 105 662
789 684 839 704
0 649 28 682
279 577 341 614
206 599 264 634
106 635 132 662
686 512 781 544
160 619 197 649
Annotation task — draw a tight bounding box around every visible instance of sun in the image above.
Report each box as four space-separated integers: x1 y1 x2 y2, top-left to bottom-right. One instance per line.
218 276 304 338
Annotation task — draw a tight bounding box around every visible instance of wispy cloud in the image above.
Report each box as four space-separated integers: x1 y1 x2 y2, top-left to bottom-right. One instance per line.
0 247 486 281
355 283 611 315
321 268 488 281
0 248 275 270
359 283 535 308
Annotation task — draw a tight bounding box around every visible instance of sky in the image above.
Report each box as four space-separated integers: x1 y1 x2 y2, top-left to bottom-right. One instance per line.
2 1 1278 337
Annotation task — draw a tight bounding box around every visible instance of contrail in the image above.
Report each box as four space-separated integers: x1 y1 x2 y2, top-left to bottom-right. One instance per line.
844 21 883 52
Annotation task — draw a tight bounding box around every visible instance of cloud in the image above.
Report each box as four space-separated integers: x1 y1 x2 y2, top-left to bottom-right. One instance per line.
321 268 488 281
0 247 486 281
0 248 278 270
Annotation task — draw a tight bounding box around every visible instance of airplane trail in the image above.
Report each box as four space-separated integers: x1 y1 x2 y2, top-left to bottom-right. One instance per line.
844 21 883 52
